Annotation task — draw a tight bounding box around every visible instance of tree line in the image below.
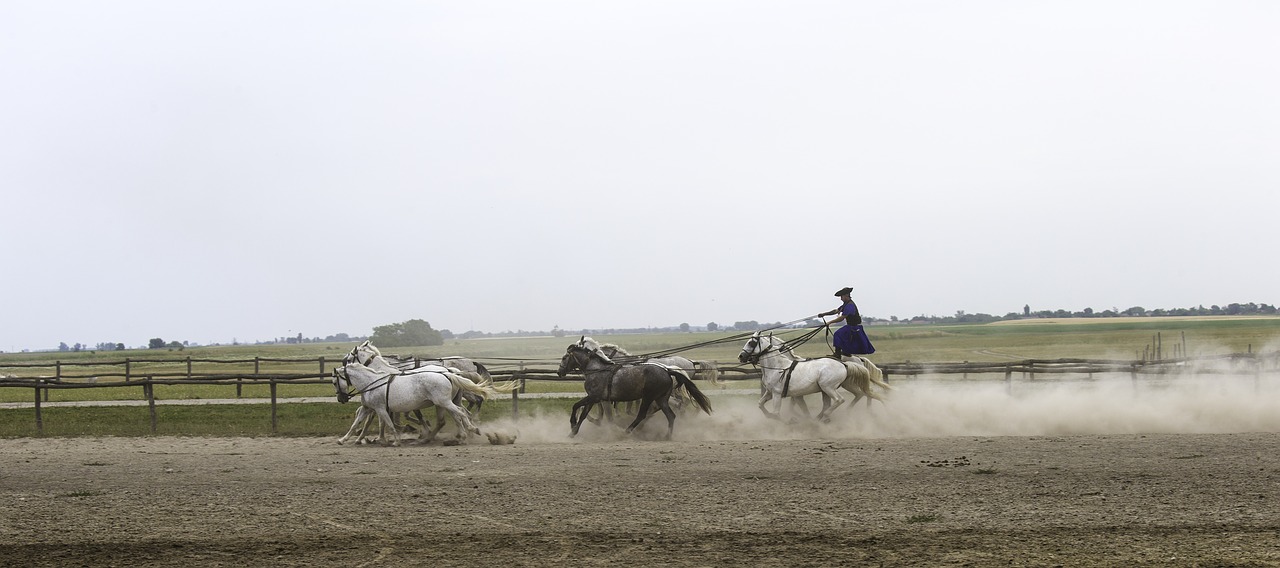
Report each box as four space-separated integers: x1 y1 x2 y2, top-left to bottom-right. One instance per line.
34 301 1278 353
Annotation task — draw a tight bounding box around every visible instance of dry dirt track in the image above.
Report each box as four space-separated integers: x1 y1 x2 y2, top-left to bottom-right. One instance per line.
2 430 1279 567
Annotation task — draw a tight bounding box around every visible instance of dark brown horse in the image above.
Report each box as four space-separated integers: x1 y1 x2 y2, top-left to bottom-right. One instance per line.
558 344 712 439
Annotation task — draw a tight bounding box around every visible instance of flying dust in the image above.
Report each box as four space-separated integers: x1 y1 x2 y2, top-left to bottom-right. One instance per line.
476 373 1280 445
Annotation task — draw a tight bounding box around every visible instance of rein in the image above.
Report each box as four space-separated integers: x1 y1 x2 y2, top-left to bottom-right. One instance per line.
567 348 620 400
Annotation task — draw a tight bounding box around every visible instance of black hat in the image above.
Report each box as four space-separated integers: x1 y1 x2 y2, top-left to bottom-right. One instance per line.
834 287 853 297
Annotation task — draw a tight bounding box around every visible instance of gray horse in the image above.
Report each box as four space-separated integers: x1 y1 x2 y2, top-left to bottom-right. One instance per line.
558 343 712 439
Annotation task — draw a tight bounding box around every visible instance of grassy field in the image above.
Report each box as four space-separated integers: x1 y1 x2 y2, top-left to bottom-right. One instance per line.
4 316 1279 437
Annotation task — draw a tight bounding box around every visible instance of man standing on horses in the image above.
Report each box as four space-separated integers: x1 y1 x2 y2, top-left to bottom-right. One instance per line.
816 286 876 358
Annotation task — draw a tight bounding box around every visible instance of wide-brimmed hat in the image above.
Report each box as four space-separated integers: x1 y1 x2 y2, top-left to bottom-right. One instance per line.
834 286 853 297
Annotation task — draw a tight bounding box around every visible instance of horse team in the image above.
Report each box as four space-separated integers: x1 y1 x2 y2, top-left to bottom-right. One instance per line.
332 332 890 446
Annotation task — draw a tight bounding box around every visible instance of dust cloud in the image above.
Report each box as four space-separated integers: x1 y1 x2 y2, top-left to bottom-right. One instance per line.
478 374 1280 444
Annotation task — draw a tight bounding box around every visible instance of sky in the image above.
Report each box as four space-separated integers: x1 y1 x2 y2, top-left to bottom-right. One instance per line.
2 1 1278 351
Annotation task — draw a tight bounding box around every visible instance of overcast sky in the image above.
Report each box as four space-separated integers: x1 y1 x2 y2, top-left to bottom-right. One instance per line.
2 1 1277 351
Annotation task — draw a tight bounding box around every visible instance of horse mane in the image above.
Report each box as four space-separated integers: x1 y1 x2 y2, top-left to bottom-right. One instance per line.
599 343 630 357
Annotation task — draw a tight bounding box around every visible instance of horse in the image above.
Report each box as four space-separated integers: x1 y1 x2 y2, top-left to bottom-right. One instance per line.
332 361 497 446
579 336 721 385
738 331 889 422
348 340 497 413
573 337 699 419
558 343 713 439
342 341 514 443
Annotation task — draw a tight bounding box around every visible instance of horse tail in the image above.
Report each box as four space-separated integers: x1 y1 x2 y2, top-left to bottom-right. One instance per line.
859 357 891 390
694 360 721 386
446 372 498 401
670 369 713 415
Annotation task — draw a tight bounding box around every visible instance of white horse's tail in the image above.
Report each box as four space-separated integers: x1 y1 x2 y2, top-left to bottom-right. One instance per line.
445 372 500 401
842 360 887 403
858 357 891 391
694 360 721 386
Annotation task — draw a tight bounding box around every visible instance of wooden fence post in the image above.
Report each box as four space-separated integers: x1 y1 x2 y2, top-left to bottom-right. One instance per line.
125 358 132 382
511 388 520 421
1004 366 1013 395
270 381 278 434
145 380 157 433
33 385 43 434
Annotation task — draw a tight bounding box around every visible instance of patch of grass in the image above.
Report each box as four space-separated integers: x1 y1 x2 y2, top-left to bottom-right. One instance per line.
0 398 574 438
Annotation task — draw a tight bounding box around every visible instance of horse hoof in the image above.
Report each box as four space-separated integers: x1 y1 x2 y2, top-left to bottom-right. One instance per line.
442 438 463 446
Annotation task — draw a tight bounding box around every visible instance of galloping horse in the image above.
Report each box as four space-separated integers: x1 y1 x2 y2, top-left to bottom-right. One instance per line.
348 340 498 412
738 331 888 422
332 361 497 446
578 336 721 385
559 343 712 439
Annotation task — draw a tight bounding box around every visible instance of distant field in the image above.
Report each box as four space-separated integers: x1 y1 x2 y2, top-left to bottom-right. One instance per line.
4 317 1279 437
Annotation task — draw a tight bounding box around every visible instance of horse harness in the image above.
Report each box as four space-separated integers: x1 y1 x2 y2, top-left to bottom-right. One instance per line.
336 367 397 414
750 343 842 397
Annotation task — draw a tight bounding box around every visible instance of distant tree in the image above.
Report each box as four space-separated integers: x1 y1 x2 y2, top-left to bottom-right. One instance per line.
58 342 70 352
1023 304 1030 316
370 319 444 348
679 323 690 332
706 322 719 332
551 325 565 338
732 321 761 331
149 338 165 349
166 341 184 350
116 343 126 351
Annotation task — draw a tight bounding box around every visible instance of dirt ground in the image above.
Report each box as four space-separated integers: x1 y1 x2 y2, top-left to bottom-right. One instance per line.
5 379 1280 567
2 425 1279 567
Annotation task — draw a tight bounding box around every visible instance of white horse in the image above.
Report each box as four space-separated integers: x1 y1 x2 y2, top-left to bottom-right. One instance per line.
738 331 888 422
342 341 514 443
332 361 496 446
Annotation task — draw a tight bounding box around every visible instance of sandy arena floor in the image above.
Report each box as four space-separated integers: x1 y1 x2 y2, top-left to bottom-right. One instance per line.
3 382 1279 567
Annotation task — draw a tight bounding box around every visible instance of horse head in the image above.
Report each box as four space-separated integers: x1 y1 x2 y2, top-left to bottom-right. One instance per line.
559 343 611 377
332 367 353 403
738 332 775 364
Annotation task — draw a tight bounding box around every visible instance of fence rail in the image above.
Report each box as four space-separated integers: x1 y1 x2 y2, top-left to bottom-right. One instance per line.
3 351 1276 434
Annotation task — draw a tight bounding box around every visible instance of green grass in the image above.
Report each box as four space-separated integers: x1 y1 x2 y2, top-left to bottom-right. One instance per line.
0 398 578 438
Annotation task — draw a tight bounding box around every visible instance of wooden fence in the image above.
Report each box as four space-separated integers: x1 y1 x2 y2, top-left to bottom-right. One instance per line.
2 351 1275 434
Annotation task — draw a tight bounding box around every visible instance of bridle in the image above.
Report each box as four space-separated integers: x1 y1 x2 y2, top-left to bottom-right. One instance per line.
739 335 779 365
332 366 396 404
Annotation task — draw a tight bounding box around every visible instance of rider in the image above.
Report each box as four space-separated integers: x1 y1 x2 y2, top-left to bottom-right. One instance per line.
816 286 875 358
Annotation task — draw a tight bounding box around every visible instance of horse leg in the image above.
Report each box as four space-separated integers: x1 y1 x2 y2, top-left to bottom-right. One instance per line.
816 383 846 422
757 392 782 420
790 396 812 419
373 408 401 447
338 407 372 444
657 398 678 440
440 400 478 441
625 398 657 434
356 408 381 444
570 398 595 437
